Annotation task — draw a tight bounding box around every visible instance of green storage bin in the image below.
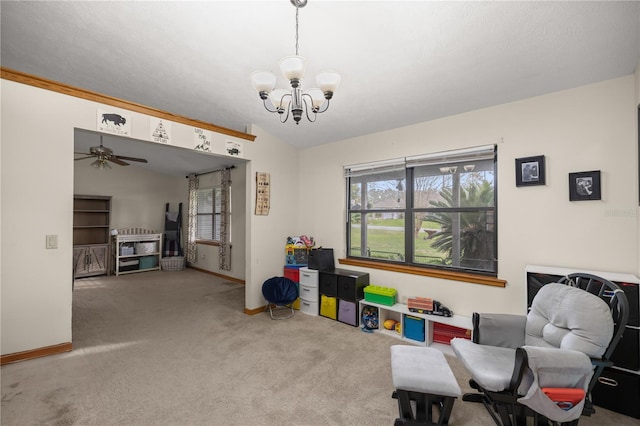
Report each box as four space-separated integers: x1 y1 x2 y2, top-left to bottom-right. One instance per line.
139 256 158 269
363 285 397 306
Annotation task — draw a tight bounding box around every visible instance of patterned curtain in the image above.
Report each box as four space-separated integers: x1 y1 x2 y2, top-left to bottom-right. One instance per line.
186 173 199 264
219 168 232 271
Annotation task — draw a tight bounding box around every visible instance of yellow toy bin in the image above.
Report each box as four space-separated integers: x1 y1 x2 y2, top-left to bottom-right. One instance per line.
320 294 337 319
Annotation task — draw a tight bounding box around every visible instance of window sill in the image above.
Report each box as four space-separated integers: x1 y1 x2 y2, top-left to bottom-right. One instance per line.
196 240 223 247
338 258 506 288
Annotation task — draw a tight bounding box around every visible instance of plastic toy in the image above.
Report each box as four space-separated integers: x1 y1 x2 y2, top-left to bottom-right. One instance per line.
383 319 398 330
361 305 379 331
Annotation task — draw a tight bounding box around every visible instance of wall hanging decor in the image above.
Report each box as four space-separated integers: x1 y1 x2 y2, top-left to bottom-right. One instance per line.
97 108 131 136
515 155 545 187
150 117 171 144
255 172 270 215
569 170 601 201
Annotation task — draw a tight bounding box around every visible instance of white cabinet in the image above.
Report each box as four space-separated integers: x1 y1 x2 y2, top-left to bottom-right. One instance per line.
112 233 162 276
358 300 472 352
73 244 109 278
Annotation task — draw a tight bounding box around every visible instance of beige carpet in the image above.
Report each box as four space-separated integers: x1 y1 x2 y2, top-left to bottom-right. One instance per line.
1 269 636 426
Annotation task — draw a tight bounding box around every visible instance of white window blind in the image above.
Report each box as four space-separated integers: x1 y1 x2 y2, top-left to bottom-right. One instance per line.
405 145 495 168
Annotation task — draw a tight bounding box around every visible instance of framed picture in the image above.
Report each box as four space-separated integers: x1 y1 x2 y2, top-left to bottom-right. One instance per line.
515 155 545 187
569 170 601 201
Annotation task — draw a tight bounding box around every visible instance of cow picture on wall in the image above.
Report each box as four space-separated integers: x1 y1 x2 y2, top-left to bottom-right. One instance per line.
97 109 131 136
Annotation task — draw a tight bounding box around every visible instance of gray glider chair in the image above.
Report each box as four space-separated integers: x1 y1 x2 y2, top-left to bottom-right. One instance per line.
451 273 629 426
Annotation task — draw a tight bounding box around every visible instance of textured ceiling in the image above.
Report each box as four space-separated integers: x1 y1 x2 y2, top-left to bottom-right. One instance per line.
2 1 639 153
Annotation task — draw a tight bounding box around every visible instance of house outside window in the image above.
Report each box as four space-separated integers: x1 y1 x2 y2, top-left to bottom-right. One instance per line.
196 187 222 242
346 145 497 275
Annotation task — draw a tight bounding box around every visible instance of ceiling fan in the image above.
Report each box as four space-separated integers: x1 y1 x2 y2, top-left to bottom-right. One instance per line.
74 136 148 170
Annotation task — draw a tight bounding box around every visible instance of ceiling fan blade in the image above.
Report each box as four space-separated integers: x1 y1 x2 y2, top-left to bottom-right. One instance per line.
74 156 94 161
107 157 130 166
114 155 148 163
74 151 91 155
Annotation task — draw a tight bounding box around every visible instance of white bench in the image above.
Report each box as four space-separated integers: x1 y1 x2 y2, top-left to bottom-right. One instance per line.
391 345 461 425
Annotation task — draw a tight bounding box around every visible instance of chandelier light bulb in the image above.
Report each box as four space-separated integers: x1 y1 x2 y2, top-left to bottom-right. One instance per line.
316 71 341 97
269 89 291 111
279 56 307 82
305 88 326 110
251 71 276 97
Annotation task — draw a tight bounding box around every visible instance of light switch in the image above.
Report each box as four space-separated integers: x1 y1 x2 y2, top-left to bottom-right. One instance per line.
46 234 58 249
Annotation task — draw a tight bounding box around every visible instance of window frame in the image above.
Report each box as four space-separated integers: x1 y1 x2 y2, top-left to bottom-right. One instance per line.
345 146 498 277
195 186 222 244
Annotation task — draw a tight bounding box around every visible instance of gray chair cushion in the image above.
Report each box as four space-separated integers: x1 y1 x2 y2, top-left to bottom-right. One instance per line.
390 345 461 398
525 283 613 358
475 313 527 348
451 337 515 392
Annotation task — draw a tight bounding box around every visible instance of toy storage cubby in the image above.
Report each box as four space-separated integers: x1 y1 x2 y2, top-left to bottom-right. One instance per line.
318 269 369 326
358 299 472 353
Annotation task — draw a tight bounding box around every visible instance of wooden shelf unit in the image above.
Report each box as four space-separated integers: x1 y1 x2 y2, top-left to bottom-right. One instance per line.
73 195 111 278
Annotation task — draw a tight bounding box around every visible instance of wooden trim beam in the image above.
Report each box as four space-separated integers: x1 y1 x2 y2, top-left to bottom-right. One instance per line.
187 265 245 285
0 67 256 142
1 342 73 365
338 258 507 287
244 306 268 316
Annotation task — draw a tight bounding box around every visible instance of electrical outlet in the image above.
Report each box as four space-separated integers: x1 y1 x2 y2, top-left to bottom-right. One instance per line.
200 254 205 260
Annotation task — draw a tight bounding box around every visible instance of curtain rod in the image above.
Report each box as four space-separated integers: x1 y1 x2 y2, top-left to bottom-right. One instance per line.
186 165 235 179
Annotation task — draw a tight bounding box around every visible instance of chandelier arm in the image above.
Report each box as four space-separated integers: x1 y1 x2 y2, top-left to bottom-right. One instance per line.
316 98 331 114
301 94 317 122
280 106 291 123
262 99 279 113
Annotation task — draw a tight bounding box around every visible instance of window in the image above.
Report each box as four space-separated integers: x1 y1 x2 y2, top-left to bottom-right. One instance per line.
346 145 497 275
196 187 222 242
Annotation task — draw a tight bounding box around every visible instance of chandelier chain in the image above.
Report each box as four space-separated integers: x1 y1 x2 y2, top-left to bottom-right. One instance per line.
295 6 300 56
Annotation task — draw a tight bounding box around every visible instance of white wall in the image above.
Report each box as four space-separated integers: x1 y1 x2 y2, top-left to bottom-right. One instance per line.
1 83 75 354
299 76 639 317
242 125 301 310
74 159 188 233
1 79 250 356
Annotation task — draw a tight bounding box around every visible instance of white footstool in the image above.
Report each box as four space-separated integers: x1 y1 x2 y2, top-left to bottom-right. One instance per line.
391 345 462 426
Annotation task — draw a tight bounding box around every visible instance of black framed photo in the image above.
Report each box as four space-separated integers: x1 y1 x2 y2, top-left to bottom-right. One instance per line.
569 170 601 201
515 155 545 187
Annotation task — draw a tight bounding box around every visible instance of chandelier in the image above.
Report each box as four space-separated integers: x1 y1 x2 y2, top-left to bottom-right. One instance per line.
251 0 341 124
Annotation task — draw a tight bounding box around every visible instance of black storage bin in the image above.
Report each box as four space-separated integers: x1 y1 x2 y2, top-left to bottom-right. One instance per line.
611 327 640 371
337 270 370 301
308 248 335 271
618 281 639 327
592 367 640 419
319 271 338 297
